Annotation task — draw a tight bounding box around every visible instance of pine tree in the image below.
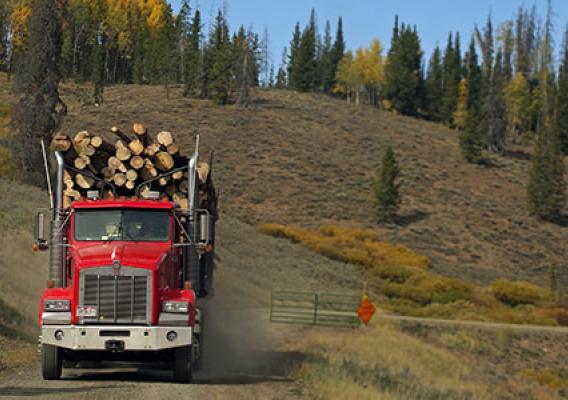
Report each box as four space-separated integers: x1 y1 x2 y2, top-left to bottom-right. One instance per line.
441 33 461 124
319 20 334 93
460 107 484 163
275 47 288 88
425 46 443 120
330 16 345 90
464 37 482 110
498 21 514 81
92 25 105 104
133 13 147 84
459 38 484 163
12 0 66 186
288 22 302 90
260 27 270 86
183 8 201 96
475 14 494 78
527 128 566 221
295 9 317 92
536 0 555 133
384 19 423 116
556 24 568 154
208 10 232 105
482 50 507 153
177 0 191 83
374 146 401 224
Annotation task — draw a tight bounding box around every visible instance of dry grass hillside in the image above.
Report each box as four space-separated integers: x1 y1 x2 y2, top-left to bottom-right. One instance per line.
1 77 568 397
42 82 568 289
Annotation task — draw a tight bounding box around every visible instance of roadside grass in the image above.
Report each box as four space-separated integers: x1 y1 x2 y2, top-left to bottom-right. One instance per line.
0 336 36 374
0 103 16 179
288 317 559 400
259 224 563 326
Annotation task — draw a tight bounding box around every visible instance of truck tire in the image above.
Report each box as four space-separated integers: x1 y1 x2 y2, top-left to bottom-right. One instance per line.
41 344 62 380
173 345 193 383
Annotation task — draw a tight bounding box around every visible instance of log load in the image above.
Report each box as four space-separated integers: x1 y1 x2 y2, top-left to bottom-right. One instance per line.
49 123 209 208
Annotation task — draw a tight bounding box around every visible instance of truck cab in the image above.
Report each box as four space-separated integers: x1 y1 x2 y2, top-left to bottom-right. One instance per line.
36 151 216 383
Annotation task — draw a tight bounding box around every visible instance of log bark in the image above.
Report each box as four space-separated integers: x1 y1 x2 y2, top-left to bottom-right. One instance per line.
91 136 115 154
166 184 178 197
141 165 158 181
89 151 110 174
111 126 131 143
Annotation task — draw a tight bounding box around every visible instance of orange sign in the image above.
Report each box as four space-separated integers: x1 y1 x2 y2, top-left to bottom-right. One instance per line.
358 295 376 325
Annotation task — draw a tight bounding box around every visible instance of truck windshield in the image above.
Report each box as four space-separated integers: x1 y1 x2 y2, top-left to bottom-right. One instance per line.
75 209 170 242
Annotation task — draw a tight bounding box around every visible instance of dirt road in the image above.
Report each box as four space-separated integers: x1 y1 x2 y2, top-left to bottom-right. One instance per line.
0 215 364 399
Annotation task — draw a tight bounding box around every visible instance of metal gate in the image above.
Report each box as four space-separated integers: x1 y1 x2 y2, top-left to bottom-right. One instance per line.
270 290 361 328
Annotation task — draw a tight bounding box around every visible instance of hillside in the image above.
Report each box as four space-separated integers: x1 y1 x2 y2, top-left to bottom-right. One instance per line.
1 80 568 397
50 83 568 288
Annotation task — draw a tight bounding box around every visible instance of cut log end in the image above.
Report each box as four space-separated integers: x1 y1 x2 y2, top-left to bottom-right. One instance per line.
157 131 174 147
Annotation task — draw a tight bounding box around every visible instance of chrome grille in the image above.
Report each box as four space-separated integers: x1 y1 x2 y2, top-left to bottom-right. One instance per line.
79 267 152 324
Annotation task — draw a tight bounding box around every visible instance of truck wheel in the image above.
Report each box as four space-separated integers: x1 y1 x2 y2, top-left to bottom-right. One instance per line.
173 345 193 383
41 344 62 380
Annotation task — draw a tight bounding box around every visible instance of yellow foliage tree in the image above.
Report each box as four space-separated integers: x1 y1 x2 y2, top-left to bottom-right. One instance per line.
9 1 31 50
453 78 468 129
362 39 384 105
334 51 360 103
335 39 384 106
504 72 531 143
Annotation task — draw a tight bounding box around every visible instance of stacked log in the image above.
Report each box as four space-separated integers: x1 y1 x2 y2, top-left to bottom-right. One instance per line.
50 123 208 208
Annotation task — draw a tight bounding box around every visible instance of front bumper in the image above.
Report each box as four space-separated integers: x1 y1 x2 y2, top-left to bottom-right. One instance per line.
41 325 192 351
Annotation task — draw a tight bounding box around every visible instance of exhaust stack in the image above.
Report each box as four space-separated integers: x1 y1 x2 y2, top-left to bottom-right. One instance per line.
48 152 65 288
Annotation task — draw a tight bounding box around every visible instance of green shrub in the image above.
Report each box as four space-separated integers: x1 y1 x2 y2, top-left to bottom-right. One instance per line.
382 274 474 306
490 279 550 306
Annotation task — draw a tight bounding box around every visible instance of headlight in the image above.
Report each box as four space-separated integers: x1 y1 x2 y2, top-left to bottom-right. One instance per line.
44 299 70 312
162 301 189 313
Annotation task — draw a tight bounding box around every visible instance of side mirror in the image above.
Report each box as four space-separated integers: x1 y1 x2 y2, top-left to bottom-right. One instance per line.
34 211 49 250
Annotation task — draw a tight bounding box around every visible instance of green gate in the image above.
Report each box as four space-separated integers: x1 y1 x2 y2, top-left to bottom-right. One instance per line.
270 290 361 328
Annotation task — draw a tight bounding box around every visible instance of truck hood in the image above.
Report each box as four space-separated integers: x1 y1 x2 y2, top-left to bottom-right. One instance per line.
73 243 170 269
